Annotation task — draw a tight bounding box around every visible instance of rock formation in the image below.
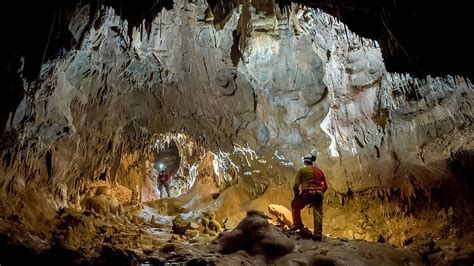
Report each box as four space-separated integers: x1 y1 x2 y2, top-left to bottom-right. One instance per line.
218 210 295 257
0 0 473 264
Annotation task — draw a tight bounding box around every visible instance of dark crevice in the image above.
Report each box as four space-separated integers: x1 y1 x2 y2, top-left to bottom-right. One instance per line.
354 136 365 148
448 149 474 192
46 150 53 180
107 140 113 151
99 170 107 181
313 87 329 106
207 0 238 25
3 150 12 169
230 30 242 66
206 0 218 10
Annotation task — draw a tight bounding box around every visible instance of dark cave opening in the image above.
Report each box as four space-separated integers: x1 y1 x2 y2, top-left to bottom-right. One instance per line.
154 140 181 178
449 149 474 193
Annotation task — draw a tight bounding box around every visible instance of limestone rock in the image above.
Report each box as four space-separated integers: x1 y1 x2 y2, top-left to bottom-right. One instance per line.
215 68 237 95
81 195 121 216
218 210 295 258
268 204 293 227
172 215 191 236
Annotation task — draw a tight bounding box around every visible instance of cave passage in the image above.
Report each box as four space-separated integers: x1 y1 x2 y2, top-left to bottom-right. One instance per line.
0 0 473 265
153 140 181 177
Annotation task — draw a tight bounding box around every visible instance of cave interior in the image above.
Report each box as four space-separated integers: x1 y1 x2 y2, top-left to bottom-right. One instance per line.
0 0 473 265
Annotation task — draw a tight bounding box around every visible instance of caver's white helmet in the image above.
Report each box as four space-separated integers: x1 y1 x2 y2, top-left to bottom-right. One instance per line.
158 163 166 172
303 154 313 163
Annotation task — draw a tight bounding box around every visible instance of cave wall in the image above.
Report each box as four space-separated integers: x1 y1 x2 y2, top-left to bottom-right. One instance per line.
299 8 473 194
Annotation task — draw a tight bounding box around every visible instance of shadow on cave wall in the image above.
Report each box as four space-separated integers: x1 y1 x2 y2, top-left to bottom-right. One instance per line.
449 149 474 193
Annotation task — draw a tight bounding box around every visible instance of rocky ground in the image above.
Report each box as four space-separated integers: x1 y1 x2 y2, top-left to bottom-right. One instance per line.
1 198 473 265
1 167 473 266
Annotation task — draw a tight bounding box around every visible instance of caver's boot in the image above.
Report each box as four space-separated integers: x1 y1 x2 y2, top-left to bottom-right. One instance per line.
313 234 322 241
298 228 314 239
289 224 304 232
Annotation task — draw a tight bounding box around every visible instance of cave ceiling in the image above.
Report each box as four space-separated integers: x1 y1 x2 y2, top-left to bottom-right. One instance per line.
2 0 472 133
1 0 472 81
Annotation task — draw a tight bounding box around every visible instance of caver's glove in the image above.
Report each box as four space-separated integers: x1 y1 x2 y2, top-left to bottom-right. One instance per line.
293 185 301 197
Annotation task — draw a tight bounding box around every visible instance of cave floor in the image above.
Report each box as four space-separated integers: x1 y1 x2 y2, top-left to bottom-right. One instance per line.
1 190 474 265
133 203 426 265
157 232 427 265
0 202 463 266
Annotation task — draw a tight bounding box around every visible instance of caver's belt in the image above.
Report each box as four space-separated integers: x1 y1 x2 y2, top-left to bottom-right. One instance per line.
303 188 321 196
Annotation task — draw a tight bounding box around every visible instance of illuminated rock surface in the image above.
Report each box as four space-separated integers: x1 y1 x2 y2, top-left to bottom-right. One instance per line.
0 0 473 264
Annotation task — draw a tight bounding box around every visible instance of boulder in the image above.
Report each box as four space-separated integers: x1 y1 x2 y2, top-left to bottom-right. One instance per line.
218 210 294 258
268 204 293 227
